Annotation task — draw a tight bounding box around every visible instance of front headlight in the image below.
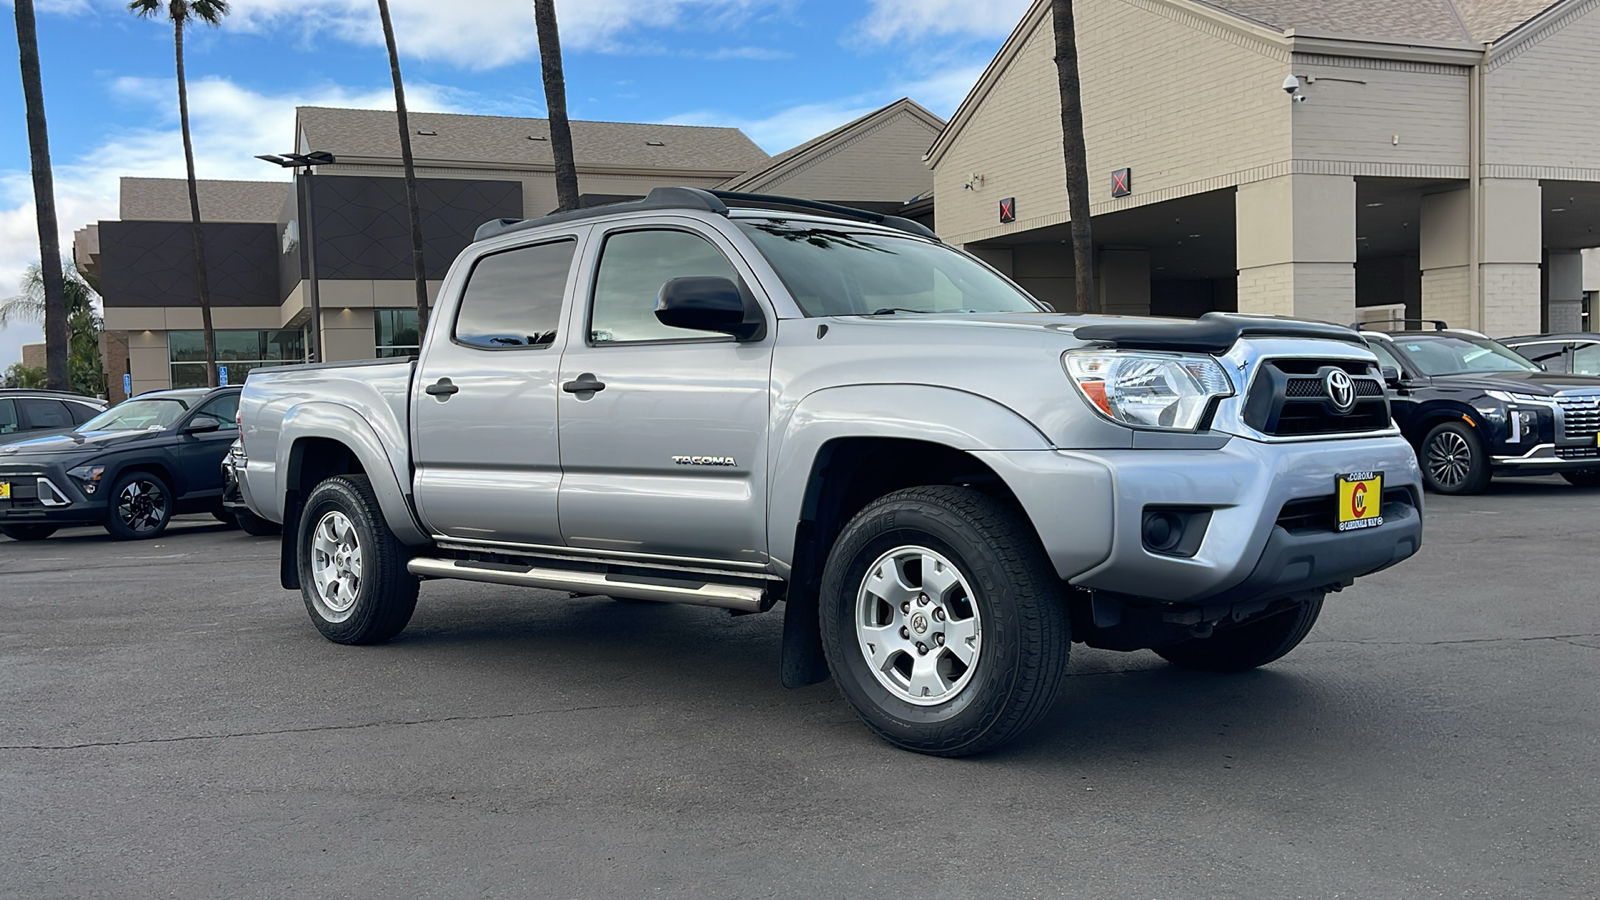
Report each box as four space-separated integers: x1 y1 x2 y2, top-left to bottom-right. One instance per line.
67 464 106 495
1064 350 1235 431
1485 390 1556 405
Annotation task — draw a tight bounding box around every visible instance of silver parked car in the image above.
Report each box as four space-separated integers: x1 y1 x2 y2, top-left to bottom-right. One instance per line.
235 187 1424 756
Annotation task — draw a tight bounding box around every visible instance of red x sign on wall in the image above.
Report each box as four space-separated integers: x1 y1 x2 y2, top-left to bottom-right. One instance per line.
999 197 1016 223
1111 168 1132 198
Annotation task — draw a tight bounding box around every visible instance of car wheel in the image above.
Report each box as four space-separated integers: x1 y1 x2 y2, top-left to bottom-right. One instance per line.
1560 469 1600 488
1154 593 1324 673
819 485 1068 757
297 475 417 645
234 508 281 537
0 524 58 541
105 471 173 540
1421 421 1490 494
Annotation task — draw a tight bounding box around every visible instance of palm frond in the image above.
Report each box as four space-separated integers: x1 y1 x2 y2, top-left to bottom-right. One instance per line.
127 0 162 18
191 0 229 26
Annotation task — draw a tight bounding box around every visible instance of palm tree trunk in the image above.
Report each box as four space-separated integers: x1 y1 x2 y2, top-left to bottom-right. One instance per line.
175 18 218 387
1052 0 1096 313
534 0 580 212
13 0 69 391
377 0 429 342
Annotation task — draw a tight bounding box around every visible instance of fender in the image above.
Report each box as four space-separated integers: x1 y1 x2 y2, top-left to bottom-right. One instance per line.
1408 399 1489 444
277 402 429 546
765 384 1053 576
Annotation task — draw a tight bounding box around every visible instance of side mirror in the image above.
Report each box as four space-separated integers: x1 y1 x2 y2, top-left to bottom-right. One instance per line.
655 276 766 342
184 416 221 434
1380 366 1402 388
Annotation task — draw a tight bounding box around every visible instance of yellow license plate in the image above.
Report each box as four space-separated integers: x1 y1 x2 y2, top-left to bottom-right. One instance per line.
1337 472 1383 531
0 482 9 500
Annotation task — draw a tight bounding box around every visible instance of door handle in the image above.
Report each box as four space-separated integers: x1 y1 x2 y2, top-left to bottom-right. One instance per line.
562 375 606 394
425 378 460 398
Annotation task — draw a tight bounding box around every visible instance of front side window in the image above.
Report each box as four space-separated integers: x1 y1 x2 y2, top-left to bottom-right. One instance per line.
18 398 72 430
80 398 191 432
453 238 576 349
737 219 1046 317
590 229 740 344
1572 343 1600 376
1393 336 1541 376
1366 341 1407 375
0 399 16 434
192 394 240 431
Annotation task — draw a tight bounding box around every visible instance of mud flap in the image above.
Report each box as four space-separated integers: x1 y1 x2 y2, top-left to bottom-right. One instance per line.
780 585 830 688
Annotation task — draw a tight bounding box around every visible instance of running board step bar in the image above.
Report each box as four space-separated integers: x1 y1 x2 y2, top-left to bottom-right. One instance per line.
406 557 769 613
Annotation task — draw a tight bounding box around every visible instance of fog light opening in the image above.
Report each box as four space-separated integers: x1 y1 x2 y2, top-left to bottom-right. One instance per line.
1142 511 1183 553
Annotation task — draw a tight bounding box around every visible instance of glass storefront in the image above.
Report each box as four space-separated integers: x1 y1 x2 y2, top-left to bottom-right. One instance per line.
169 329 305 388
375 308 420 358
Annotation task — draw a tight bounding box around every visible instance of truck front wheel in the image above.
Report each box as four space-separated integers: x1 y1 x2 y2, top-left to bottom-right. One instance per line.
1154 593 1324 673
819 486 1069 757
297 475 418 645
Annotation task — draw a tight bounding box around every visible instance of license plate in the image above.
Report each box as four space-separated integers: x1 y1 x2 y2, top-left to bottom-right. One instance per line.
1337 471 1383 532
0 482 9 500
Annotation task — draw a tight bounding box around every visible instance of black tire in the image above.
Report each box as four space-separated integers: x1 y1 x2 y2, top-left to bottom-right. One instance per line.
104 470 173 540
1421 421 1490 495
1560 469 1600 488
234 508 281 537
819 485 1068 757
212 509 237 527
1154 593 1324 673
0 524 58 541
296 475 418 645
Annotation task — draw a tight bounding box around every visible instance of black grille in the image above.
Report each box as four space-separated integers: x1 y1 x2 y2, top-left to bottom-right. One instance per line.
1556 446 1600 460
1557 394 1600 442
1276 487 1416 534
1244 360 1391 437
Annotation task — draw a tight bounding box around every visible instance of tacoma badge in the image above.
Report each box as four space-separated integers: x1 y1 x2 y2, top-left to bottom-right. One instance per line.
672 455 737 467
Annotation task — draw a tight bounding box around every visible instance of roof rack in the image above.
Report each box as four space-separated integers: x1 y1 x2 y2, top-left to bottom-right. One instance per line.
473 186 938 243
1351 318 1449 332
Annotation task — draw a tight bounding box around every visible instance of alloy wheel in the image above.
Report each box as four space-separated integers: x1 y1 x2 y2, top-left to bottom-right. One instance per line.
309 510 363 623
1427 431 1473 488
855 545 983 706
117 479 167 533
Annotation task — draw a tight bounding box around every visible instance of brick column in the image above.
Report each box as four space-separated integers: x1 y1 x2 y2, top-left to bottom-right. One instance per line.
1235 174 1356 324
1546 251 1583 333
1421 179 1542 335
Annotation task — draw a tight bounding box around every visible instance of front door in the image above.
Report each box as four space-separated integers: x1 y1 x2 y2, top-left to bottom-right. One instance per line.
556 222 773 567
172 392 241 498
411 233 583 546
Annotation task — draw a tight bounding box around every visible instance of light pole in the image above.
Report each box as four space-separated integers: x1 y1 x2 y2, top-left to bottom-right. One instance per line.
258 151 335 363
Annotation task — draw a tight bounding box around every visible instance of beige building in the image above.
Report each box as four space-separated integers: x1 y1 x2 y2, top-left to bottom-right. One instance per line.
82 101 940 394
930 0 1600 335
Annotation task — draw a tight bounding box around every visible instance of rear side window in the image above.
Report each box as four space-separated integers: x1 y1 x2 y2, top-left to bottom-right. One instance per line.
67 401 99 425
453 238 577 349
1513 341 1568 372
0 399 16 434
18 398 72 430
1573 343 1600 376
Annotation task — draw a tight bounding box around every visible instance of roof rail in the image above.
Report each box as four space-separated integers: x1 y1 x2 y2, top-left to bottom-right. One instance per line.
1352 318 1449 332
707 190 940 241
472 186 940 244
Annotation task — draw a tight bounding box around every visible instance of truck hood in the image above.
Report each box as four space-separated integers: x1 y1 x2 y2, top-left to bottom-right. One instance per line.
1431 370 1600 396
832 310 1368 352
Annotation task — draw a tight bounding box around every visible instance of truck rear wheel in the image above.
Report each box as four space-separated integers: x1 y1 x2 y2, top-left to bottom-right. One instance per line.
1154 593 1324 673
297 475 418 645
819 486 1068 757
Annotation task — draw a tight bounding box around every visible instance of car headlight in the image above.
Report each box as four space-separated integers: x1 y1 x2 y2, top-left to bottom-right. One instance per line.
1485 390 1556 405
1064 350 1235 431
67 464 106 495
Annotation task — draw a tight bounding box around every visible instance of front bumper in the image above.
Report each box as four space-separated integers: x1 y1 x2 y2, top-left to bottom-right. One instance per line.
0 465 109 526
975 434 1423 605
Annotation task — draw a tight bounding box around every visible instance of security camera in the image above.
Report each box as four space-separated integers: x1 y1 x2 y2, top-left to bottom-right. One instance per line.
1282 75 1300 94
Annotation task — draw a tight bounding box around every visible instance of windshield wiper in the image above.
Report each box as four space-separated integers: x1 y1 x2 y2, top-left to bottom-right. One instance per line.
870 307 930 316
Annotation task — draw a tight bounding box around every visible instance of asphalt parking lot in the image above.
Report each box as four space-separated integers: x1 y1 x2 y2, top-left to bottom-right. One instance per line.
2 480 1597 899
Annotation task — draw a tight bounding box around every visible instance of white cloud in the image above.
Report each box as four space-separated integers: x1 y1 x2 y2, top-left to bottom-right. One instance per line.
858 0 1032 44
213 0 783 69
0 76 460 369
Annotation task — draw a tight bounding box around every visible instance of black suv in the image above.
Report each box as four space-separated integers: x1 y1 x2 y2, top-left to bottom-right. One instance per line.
0 389 105 446
1359 321 1600 494
0 387 241 540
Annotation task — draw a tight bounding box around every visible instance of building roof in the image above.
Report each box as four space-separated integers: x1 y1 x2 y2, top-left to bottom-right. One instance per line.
296 107 769 176
1202 0 1560 44
721 98 945 193
119 178 289 224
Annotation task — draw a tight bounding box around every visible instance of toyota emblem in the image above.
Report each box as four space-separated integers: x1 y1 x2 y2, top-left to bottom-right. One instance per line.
1326 369 1356 414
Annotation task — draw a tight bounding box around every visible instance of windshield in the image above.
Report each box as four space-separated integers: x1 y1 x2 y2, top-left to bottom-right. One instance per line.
737 220 1047 317
79 398 191 432
1392 336 1541 376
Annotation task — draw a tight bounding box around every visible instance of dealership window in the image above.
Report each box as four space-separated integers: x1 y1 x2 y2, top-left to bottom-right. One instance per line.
169 329 305 388
375 309 420 358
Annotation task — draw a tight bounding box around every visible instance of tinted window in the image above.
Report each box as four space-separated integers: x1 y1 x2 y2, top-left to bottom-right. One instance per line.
0 399 16 435
590 230 739 343
66 401 100 425
453 239 576 349
18 398 73 430
1573 342 1600 376
1367 342 1406 374
193 394 240 431
1511 341 1568 372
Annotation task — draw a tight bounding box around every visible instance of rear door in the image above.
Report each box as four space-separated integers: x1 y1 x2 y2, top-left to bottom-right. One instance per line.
17 398 75 434
411 231 585 546
555 219 774 567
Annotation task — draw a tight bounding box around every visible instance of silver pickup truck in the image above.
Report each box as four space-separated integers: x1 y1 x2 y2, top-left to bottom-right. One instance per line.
237 187 1422 756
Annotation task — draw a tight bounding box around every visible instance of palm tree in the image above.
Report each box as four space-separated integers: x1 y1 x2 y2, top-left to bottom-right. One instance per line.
533 0 580 211
1 263 105 396
1051 0 1096 313
376 0 429 342
129 0 229 387
12 0 70 390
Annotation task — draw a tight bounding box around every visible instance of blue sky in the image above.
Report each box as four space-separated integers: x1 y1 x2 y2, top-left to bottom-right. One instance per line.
0 0 1031 370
